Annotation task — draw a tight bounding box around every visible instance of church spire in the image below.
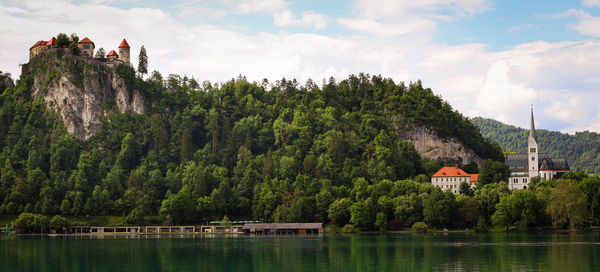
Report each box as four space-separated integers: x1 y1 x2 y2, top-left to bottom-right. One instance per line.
530 105 537 142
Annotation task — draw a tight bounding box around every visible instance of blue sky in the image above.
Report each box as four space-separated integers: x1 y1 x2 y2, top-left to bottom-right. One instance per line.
1 0 600 133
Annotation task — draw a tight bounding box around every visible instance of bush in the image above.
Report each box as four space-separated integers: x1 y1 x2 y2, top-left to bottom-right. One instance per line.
13 213 50 233
340 224 358 233
412 222 428 233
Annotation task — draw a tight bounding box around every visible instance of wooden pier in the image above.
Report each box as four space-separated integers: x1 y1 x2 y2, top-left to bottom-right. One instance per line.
69 222 323 235
70 225 244 235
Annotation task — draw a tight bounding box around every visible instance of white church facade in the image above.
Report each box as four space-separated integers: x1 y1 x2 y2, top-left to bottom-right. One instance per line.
505 108 570 190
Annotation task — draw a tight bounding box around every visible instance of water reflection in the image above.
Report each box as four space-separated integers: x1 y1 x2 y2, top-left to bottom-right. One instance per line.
1 233 600 271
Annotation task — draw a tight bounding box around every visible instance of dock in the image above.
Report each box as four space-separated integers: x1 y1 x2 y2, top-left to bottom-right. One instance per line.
68 222 324 235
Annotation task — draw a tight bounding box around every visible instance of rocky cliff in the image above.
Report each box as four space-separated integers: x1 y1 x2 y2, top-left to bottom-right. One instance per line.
1 76 14 92
398 127 483 166
23 51 144 140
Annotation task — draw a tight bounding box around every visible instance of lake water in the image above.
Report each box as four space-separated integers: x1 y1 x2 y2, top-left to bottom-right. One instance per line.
2 232 600 271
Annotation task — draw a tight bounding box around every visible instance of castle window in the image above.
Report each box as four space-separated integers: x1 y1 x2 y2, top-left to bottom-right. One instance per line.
531 157 535 161
530 148 536 153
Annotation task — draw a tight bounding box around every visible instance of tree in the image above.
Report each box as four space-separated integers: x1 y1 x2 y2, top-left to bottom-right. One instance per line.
475 182 509 223
547 179 587 229
478 159 511 188
159 185 197 224
423 188 457 228
375 212 388 231
350 199 374 230
328 198 352 226
56 33 69 47
221 215 232 228
394 194 422 227
459 181 473 196
68 33 80 55
491 196 512 231
579 177 600 225
95 48 106 58
411 222 428 233
50 215 70 233
138 45 148 78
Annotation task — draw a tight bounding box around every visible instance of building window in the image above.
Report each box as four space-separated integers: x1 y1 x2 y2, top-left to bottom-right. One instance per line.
531 157 535 161
83 44 90 49
530 148 536 153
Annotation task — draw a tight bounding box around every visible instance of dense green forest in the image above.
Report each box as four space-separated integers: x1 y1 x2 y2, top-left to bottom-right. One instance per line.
1 45 599 232
472 117 600 175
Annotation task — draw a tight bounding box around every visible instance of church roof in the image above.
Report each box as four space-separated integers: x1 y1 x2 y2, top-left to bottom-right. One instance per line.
505 153 570 172
107 50 118 57
119 39 130 48
79 37 94 45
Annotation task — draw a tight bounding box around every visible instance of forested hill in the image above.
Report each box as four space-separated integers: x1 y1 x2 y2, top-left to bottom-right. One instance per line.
472 117 600 175
0 48 503 228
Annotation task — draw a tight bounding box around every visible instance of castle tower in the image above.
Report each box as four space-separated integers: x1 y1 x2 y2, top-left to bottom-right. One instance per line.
118 39 130 64
78 37 95 57
528 106 539 180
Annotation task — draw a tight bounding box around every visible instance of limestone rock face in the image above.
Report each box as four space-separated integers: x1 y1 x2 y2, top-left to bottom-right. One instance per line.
28 54 144 140
2 76 14 90
398 127 482 165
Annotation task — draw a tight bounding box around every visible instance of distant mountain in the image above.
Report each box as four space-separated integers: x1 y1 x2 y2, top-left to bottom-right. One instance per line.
471 117 600 175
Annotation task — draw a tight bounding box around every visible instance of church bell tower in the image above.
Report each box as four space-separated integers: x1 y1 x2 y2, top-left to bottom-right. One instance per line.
528 105 539 180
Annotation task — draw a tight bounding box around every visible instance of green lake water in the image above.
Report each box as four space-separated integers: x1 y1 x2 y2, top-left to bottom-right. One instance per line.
2 232 600 271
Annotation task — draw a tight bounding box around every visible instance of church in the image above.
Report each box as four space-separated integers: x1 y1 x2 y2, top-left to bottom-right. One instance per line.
505 107 570 190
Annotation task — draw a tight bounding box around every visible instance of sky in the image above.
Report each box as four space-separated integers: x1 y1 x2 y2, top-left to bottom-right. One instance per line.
1 0 600 133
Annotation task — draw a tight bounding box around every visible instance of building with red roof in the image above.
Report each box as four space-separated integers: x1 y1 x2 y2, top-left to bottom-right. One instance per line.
431 165 478 194
118 39 130 48
29 37 58 59
78 37 95 57
29 35 131 65
118 39 130 64
107 50 118 60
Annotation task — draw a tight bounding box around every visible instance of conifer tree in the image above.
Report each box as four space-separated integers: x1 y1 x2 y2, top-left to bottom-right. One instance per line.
138 45 148 78
95 48 106 58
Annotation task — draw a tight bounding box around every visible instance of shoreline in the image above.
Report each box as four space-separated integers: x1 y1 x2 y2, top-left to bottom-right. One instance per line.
4 228 598 239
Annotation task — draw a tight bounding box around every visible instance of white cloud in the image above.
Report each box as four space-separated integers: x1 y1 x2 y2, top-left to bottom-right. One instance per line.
337 17 437 37
582 0 600 7
552 9 600 37
299 11 327 30
474 60 538 125
575 16 600 37
339 0 491 36
352 0 491 18
174 0 328 29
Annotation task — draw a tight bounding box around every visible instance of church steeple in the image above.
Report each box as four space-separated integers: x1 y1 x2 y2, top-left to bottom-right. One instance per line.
529 105 537 143
528 105 539 180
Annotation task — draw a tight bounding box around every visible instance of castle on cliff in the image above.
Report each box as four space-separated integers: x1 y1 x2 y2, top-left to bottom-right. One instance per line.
29 36 130 65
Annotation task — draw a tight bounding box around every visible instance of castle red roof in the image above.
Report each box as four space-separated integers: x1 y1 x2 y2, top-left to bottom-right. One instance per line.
79 37 94 45
107 50 118 57
30 40 44 49
30 37 57 49
118 39 130 48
